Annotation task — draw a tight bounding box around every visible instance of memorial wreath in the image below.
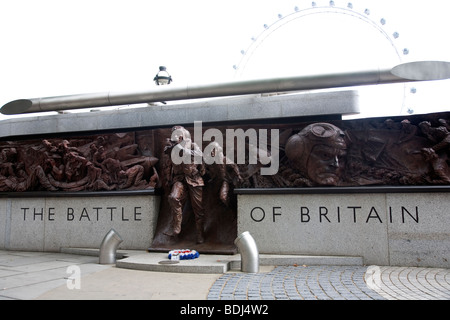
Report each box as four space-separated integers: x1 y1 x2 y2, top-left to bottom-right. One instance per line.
168 249 200 260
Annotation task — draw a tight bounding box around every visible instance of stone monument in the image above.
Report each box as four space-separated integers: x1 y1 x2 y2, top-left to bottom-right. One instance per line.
1 61 449 267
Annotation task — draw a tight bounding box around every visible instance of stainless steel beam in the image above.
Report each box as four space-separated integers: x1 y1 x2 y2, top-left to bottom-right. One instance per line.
2 61 450 115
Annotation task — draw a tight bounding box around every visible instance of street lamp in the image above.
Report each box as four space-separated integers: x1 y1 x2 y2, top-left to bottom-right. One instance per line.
153 66 172 86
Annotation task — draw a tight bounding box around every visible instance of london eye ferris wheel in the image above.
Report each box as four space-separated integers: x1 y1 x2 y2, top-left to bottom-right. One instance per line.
232 1 416 117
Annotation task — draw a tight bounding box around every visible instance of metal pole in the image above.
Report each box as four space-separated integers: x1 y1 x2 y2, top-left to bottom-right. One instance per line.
99 229 123 264
2 61 450 115
234 231 259 273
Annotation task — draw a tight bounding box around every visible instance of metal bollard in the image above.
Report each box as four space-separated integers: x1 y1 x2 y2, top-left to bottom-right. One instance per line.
99 229 123 264
234 231 259 273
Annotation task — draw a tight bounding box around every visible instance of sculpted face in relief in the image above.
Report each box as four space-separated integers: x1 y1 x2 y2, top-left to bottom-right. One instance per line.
285 123 347 186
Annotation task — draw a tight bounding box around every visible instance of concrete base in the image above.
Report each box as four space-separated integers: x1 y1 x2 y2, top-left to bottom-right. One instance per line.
117 253 363 274
62 247 363 274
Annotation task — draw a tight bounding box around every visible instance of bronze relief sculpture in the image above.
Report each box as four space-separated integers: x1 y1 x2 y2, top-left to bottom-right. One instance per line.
0 133 159 192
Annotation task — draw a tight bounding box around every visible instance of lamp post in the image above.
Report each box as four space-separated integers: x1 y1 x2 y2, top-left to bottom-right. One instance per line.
153 66 172 104
153 66 172 86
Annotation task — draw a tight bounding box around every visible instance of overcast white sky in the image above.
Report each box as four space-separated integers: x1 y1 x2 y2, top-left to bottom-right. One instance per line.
0 0 449 119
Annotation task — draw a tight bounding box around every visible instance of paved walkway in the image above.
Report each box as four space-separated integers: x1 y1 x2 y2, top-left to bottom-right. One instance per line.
208 265 450 300
0 250 449 300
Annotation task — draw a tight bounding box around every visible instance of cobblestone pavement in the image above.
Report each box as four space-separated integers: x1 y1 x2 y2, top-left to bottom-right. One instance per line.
207 265 450 300
365 266 450 300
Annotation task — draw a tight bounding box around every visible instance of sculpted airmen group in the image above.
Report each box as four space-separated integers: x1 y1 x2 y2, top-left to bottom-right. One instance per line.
161 126 243 244
0 133 159 192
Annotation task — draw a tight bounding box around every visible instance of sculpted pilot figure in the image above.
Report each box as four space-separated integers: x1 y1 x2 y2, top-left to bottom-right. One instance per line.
164 126 206 244
205 141 243 206
285 123 347 186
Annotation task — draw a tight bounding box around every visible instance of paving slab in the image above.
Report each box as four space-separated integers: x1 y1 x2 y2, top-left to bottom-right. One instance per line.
0 250 110 300
37 267 222 300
